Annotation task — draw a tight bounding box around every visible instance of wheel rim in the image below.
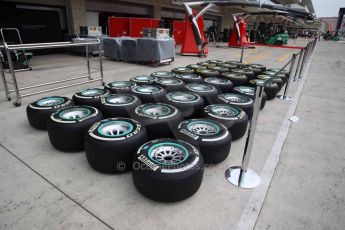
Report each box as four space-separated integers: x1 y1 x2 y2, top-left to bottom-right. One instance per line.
180 73 200 79
250 79 265 85
174 67 193 73
205 77 229 84
151 71 174 78
80 88 104 96
210 105 240 117
169 92 197 101
148 142 189 166
187 83 213 92
235 86 254 95
141 104 171 116
110 81 131 88
188 65 207 70
135 85 160 93
207 60 223 64
197 69 217 74
158 79 180 84
59 107 91 120
257 75 270 80
97 121 133 137
222 73 245 79
187 121 220 136
37 97 65 106
106 95 133 104
223 93 251 103
134 75 153 81
233 69 252 74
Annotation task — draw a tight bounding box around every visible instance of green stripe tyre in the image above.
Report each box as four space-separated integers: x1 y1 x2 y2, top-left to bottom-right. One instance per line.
177 119 231 164
132 138 204 202
27 96 73 130
85 118 148 173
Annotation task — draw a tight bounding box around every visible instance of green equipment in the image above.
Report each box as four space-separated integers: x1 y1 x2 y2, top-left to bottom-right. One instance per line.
265 33 289 45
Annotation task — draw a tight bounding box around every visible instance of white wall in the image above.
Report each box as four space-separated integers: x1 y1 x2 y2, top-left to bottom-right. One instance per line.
86 11 99 26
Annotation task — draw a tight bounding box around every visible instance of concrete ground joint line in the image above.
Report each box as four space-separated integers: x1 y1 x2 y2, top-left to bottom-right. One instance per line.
0 143 115 230
234 45 318 230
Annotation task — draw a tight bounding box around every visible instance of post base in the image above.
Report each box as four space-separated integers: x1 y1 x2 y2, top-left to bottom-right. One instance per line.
277 95 293 101
225 166 261 189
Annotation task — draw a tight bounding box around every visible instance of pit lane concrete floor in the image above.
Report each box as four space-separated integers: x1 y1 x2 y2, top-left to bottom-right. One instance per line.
1 39 343 230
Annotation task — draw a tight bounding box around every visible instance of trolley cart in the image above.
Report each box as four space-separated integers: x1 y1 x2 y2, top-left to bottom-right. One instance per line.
0 38 104 107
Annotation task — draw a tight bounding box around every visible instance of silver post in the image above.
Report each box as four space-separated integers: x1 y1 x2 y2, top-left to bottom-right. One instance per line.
293 49 304 81
86 45 91 79
240 45 244 63
0 57 11 101
4 44 21 106
297 44 309 80
98 41 104 85
277 54 297 101
225 84 263 189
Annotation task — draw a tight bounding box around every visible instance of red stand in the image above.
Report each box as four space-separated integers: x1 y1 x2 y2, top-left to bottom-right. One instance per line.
181 11 208 55
228 16 250 47
173 20 185 45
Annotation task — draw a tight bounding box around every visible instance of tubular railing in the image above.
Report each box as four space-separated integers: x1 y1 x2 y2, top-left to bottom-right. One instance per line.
0 39 104 107
226 37 318 188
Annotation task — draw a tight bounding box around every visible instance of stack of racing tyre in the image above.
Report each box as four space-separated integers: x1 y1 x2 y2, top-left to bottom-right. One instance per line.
26 59 287 202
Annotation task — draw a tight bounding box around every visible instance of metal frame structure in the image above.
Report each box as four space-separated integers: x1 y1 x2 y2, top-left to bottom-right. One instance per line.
183 0 314 53
226 37 318 188
0 39 104 107
0 28 31 72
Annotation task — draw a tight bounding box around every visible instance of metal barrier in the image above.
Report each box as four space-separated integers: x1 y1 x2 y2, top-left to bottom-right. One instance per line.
0 39 104 107
226 37 318 188
277 53 297 100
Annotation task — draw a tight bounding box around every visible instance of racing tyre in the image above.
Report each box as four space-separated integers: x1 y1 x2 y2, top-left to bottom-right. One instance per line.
154 78 185 92
176 119 231 164
73 88 108 109
203 104 248 140
220 63 238 71
176 73 204 84
225 61 246 68
268 68 289 78
47 106 103 151
245 66 262 76
231 68 255 80
263 71 287 83
220 72 248 87
185 83 218 105
216 93 254 118
100 94 141 118
206 59 224 65
130 75 155 85
131 85 166 103
207 66 229 74
171 67 194 75
257 75 284 90
186 64 207 71
195 69 220 78
131 103 183 140
249 79 279 100
85 118 147 173
150 71 176 79
204 77 233 93
104 80 135 94
161 91 204 119
248 64 267 72
132 138 204 202
27 96 73 130
233 86 267 110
